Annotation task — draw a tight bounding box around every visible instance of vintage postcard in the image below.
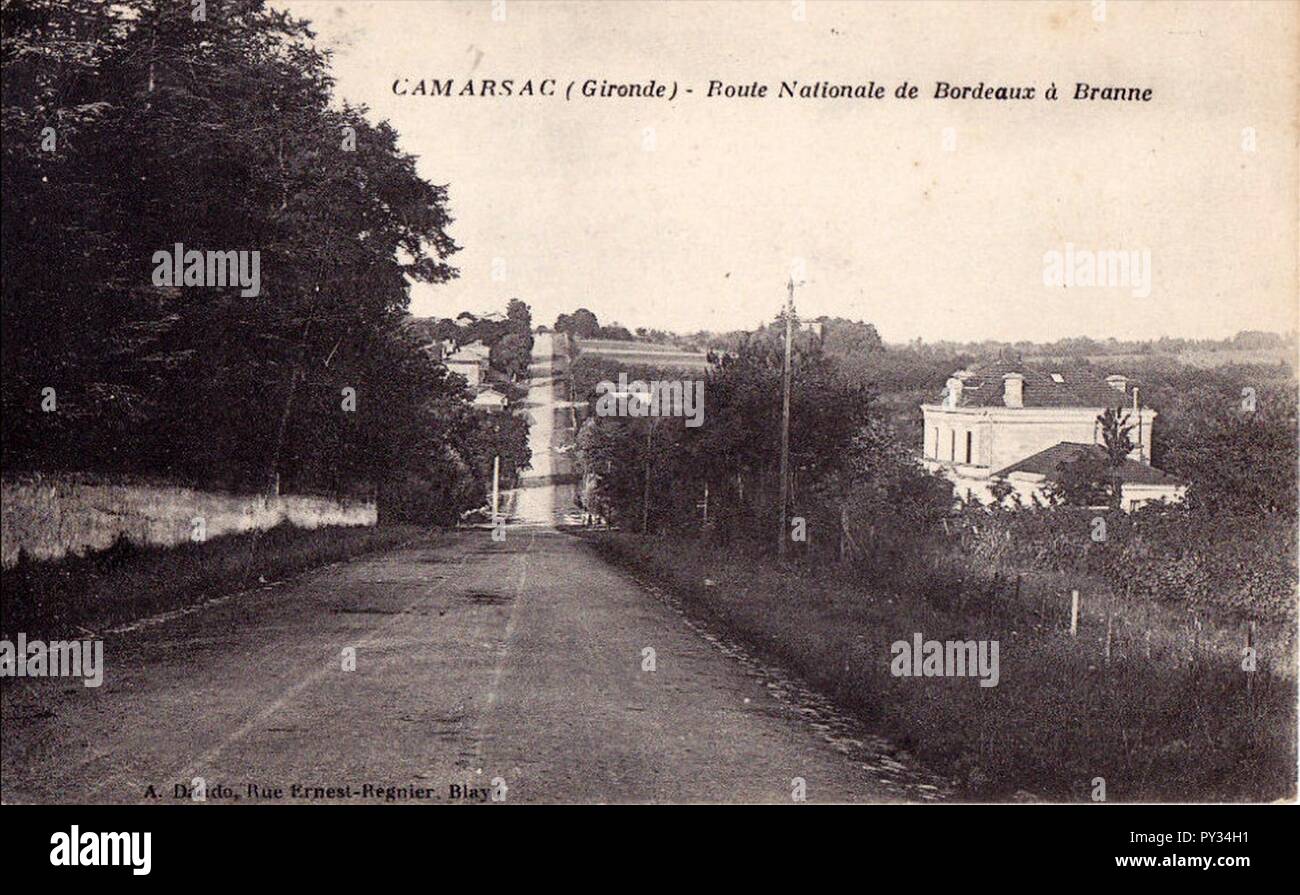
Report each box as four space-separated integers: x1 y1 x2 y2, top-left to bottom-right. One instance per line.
1 0 1296 876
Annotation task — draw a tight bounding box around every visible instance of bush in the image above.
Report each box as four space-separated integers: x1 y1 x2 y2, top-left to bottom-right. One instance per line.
591 531 1296 801
949 504 1297 624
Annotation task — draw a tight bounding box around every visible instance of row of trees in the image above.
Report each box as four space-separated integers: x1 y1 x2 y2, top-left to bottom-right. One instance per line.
487 300 534 381
571 318 954 569
782 322 1297 518
408 298 534 382
897 330 1296 361
571 310 1296 623
1 0 525 521
553 308 633 342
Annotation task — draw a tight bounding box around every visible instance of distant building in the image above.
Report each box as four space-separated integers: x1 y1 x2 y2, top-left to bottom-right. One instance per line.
472 388 508 412
453 340 490 361
421 339 446 362
920 358 1185 510
444 340 489 388
993 442 1186 512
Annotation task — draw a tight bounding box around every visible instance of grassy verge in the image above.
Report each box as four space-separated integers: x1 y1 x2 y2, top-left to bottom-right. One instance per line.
1 523 427 638
589 532 1296 802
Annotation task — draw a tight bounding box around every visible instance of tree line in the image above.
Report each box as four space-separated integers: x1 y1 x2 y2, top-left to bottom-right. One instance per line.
553 308 635 342
1 0 525 522
569 311 1296 620
407 298 534 383
571 318 954 569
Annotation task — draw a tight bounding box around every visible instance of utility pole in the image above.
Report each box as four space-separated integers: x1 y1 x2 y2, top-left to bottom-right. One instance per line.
1133 385 1142 461
777 276 795 560
492 455 500 522
642 419 652 534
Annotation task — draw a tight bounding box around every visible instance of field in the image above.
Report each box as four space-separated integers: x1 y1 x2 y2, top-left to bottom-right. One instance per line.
574 339 711 369
1028 347 1296 371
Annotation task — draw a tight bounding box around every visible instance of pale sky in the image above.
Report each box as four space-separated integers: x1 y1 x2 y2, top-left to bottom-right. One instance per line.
276 0 1297 343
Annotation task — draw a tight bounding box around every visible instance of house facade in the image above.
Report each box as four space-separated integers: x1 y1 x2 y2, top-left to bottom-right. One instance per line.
920 359 1185 510
444 341 489 388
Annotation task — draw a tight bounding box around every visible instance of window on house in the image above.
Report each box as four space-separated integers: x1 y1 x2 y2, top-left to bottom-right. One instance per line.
950 429 956 461
932 427 939 458
965 430 973 464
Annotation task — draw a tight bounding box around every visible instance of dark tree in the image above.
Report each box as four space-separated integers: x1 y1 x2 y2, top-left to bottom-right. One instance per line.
0 0 497 521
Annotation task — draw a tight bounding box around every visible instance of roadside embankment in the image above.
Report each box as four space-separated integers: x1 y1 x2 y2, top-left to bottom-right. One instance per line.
587 531 1296 802
1 522 426 638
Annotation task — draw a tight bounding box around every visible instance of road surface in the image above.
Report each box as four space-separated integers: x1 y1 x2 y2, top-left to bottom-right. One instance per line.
0 334 923 804
506 333 579 527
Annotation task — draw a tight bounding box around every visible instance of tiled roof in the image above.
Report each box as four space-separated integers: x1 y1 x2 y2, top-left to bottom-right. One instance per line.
943 362 1129 408
994 442 1184 486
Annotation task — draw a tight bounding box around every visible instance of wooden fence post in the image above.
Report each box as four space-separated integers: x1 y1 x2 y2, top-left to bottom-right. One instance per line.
1246 620 1256 698
1070 589 1079 637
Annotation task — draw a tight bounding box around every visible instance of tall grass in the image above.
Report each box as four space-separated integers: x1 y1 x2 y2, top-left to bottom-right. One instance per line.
592 532 1296 802
1 523 425 638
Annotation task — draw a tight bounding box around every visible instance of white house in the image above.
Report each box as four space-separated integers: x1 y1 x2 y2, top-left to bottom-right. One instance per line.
920 358 1185 510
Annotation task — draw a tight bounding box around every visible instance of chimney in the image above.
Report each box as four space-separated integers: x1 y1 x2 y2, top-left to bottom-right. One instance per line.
1002 372 1024 408
1105 374 1128 394
944 376 964 408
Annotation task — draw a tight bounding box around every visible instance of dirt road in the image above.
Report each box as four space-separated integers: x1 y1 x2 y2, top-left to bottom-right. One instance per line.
0 335 909 804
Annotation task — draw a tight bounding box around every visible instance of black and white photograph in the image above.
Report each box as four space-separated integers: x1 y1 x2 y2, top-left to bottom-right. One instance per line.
1 0 1296 876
